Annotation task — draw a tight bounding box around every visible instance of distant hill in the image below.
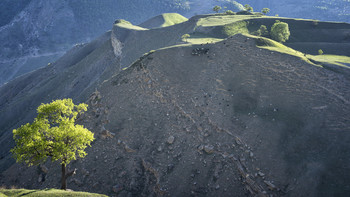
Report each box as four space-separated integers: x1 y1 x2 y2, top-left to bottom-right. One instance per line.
1 12 349 197
0 0 189 85
1 0 349 86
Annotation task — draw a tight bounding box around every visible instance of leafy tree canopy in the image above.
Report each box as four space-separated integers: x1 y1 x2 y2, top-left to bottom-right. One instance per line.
11 99 94 189
270 20 290 42
213 5 222 13
244 4 253 12
11 99 94 167
261 8 270 15
318 49 324 55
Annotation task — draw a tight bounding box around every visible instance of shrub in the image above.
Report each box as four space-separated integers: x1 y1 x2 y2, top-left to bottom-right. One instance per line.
261 8 270 15
236 10 254 15
318 49 324 55
225 10 235 15
252 25 268 37
213 5 222 13
244 4 253 12
259 25 269 36
181 34 190 42
270 20 290 42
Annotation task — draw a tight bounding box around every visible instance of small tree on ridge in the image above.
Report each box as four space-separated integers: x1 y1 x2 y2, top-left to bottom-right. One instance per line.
261 8 270 15
181 34 190 42
213 5 222 13
244 4 253 12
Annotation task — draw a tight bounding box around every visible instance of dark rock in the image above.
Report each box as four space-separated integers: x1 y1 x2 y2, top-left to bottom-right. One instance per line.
204 145 214 154
167 136 175 144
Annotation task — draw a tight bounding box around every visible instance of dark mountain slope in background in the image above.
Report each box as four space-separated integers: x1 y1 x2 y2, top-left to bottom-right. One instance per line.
1 0 349 86
0 0 190 85
2 33 350 197
0 0 31 27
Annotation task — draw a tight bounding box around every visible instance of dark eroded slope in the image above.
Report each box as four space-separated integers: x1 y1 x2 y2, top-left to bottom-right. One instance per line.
3 35 349 197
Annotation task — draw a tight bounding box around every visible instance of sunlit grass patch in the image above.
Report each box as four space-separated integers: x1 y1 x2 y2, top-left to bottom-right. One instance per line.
161 13 188 27
184 33 223 44
114 19 147 31
0 188 107 197
197 15 263 27
306 54 350 68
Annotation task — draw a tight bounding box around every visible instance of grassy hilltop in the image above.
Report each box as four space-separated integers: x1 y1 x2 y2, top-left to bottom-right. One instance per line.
113 11 350 70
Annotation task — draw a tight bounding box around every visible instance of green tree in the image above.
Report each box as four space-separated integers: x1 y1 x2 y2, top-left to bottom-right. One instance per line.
261 8 270 15
270 20 290 42
244 4 253 12
259 25 269 36
318 49 324 55
213 5 222 13
181 34 190 42
11 99 94 190
252 25 269 36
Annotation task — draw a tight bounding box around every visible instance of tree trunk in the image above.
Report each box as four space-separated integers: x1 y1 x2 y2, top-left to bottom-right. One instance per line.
61 163 76 190
61 164 67 190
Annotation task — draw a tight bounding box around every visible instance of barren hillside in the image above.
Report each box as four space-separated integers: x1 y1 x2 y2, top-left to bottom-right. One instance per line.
1 13 350 197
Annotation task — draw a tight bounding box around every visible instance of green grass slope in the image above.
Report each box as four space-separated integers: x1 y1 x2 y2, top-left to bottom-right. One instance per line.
138 13 188 29
306 54 350 68
189 13 350 55
112 12 350 72
0 188 107 197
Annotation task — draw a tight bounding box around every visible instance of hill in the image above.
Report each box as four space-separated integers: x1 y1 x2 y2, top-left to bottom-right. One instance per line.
0 13 350 196
0 0 189 86
2 0 349 86
139 13 188 29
